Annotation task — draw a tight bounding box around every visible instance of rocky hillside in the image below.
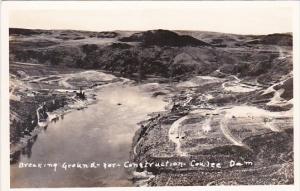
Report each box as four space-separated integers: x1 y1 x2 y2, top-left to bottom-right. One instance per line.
9 28 292 83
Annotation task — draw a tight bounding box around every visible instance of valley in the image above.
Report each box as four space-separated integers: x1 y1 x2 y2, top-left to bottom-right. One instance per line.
9 28 293 187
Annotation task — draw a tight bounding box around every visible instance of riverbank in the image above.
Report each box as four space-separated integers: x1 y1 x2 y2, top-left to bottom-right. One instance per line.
10 62 123 164
10 76 168 188
130 75 294 186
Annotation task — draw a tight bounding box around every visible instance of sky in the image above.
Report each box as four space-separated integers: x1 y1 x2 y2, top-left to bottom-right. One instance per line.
8 2 294 35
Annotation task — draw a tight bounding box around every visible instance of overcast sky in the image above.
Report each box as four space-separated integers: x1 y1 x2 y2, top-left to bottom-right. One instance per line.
8 2 294 35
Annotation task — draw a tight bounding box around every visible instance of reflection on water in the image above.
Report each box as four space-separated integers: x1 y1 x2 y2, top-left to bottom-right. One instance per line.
51 116 60 124
11 119 56 164
11 83 166 188
11 134 42 165
22 135 38 159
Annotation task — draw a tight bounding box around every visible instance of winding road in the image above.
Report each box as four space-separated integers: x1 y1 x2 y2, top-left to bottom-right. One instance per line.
168 116 189 156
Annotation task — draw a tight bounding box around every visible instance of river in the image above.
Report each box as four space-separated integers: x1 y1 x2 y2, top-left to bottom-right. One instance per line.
10 82 167 188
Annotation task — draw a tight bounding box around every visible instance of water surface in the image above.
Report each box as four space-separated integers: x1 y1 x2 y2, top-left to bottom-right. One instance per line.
11 83 166 187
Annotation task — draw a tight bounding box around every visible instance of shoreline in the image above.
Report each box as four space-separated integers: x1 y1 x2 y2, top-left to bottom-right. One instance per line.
10 77 127 164
9 69 294 186
10 91 96 163
128 78 294 186
10 76 171 187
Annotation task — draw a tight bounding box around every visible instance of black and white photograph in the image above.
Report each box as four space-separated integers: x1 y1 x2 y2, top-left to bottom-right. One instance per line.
1 1 299 190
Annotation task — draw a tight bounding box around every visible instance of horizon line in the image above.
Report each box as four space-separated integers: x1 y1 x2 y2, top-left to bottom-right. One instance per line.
9 27 293 36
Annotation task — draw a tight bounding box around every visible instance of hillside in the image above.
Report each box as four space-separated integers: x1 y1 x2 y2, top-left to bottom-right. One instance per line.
9 28 292 83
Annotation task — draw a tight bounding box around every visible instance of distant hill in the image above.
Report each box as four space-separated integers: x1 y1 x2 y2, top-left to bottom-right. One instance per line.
119 29 210 47
9 28 293 83
247 33 292 46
